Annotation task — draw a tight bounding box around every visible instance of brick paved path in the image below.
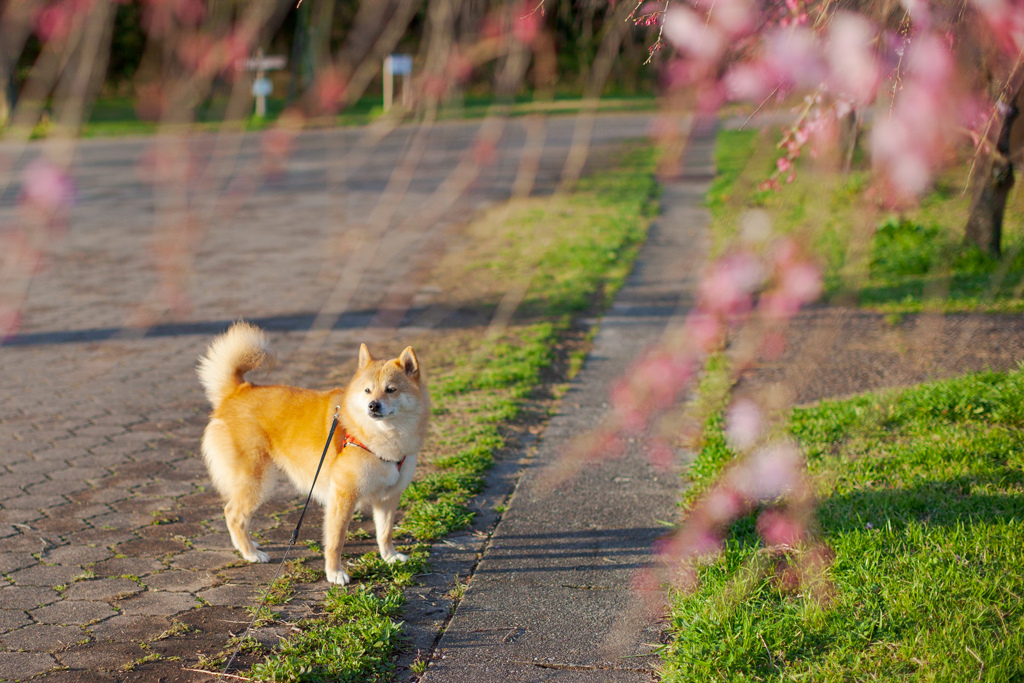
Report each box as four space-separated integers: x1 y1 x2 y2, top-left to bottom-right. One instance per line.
0 115 652 681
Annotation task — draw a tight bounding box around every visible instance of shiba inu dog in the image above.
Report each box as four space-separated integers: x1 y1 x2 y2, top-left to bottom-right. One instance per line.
197 322 429 585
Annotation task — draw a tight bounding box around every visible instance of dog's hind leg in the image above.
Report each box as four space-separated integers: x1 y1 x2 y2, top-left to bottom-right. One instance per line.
203 420 274 563
323 487 358 585
373 495 407 564
224 482 272 564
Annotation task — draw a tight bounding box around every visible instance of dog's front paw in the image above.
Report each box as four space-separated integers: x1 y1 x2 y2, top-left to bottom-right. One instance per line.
326 568 351 585
383 552 409 564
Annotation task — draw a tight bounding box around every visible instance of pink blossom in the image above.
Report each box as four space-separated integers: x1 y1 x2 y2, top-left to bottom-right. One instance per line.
35 4 72 42
21 160 75 213
689 529 723 558
759 290 801 320
725 398 763 450
313 68 347 114
473 138 498 166
706 0 756 37
765 27 827 89
757 509 805 545
175 0 205 25
740 442 802 500
723 61 779 102
646 439 677 470
610 381 646 433
776 156 792 173
827 13 880 105
446 50 474 84
703 486 745 523
663 6 726 61
972 0 1024 53
685 311 722 353
698 251 763 317
513 2 539 44
780 261 822 304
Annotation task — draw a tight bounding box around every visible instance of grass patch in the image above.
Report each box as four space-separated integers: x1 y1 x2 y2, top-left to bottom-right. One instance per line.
662 369 1024 681
240 145 658 680
707 127 1024 312
249 549 428 683
19 93 657 139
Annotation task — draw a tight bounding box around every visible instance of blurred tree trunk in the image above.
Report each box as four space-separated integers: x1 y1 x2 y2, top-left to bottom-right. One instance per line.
838 107 860 173
309 0 336 74
286 1 311 104
0 63 12 127
965 93 1022 258
0 0 35 128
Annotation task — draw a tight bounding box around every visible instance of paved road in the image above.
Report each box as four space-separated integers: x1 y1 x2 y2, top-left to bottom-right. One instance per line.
415 122 714 682
0 114 653 681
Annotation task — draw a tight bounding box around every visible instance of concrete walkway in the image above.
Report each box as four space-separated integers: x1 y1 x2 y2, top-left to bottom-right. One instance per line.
411 123 715 681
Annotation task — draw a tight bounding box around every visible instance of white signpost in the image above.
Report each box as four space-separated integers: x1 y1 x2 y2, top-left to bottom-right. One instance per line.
239 49 287 118
383 54 413 112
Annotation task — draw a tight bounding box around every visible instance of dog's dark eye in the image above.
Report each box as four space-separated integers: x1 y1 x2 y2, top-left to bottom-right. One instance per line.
364 388 371 394
385 386 396 393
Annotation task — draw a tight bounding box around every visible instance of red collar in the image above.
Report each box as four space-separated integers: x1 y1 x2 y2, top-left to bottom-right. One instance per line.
339 431 407 472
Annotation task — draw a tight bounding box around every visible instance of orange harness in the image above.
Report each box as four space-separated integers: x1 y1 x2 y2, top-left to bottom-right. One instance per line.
339 431 407 472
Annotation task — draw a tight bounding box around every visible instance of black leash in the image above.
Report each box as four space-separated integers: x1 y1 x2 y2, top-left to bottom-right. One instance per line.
217 407 341 681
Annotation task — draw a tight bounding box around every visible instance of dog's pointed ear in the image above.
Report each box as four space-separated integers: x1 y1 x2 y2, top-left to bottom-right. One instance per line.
399 347 419 377
358 343 373 370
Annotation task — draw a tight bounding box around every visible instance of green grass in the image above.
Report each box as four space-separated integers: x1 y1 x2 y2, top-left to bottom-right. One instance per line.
662 369 1024 682
707 128 1024 312
248 551 428 683
17 92 657 139
238 146 658 681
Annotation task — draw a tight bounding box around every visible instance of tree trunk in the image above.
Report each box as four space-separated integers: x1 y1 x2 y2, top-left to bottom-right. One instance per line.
0 69 11 127
838 107 860 173
965 100 1020 258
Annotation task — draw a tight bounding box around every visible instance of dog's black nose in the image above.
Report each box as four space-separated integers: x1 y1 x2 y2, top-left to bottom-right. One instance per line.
368 400 382 413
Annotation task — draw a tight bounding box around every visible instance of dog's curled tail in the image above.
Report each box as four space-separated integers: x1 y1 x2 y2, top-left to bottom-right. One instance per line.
197 322 272 409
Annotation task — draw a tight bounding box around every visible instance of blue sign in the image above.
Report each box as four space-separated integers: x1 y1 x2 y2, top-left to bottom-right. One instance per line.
389 54 413 76
252 77 273 97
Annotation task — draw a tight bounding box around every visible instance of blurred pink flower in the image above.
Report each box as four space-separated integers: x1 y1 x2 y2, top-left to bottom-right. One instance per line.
871 35 957 198
827 13 880 105
513 2 540 44
646 439 677 470
780 261 822 302
723 61 780 102
664 6 726 61
698 251 763 317
703 485 745 523
972 0 1024 53
313 68 347 114
765 27 827 90
35 3 72 42
741 441 802 500
175 0 205 26
725 398 763 450
704 0 756 37
757 509 805 545
685 311 722 353
21 160 75 213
